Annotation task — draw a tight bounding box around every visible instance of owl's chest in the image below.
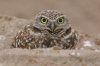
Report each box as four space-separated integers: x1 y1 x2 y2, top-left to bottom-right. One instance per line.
41 35 69 48
40 33 77 49
33 32 77 49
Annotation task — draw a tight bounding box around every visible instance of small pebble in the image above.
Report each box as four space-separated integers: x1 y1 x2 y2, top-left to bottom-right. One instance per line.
95 49 100 52
76 52 80 57
83 40 92 47
70 52 75 56
0 35 6 40
70 52 80 57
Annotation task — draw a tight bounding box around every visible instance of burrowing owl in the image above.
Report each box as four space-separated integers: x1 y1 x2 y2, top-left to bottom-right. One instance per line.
12 10 79 49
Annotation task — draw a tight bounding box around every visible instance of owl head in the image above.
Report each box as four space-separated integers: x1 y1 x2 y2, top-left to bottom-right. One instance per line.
33 10 71 37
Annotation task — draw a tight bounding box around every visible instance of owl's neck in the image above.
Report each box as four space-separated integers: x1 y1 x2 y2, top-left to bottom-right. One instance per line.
32 26 42 33
46 27 73 40
65 27 72 35
62 27 77 40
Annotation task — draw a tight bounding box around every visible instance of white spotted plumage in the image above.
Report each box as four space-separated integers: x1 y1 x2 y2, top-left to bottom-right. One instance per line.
12 10 79 49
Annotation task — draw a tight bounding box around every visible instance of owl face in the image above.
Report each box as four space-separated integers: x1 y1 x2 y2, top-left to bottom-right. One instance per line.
33 10 70 36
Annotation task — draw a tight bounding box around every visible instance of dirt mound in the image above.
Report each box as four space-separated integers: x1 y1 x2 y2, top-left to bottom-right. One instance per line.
0 16 100 66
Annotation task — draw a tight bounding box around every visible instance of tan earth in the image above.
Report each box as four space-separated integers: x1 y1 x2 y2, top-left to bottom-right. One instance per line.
0 0 100 66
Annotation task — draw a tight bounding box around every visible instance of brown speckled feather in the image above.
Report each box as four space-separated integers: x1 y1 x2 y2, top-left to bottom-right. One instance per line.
12 10 79 49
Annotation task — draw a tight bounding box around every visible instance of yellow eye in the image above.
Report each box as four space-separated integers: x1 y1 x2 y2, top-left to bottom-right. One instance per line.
40 17 48 24
57 17 64 24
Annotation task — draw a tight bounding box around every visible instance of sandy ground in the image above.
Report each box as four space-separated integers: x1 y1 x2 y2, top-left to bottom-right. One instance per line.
0 0 100 66
0 16 100 66
0 49 100 66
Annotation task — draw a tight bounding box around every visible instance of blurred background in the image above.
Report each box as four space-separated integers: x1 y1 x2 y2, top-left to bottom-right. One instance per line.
0 0 100 34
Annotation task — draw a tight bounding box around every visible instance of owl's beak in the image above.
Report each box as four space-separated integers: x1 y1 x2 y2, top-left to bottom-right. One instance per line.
47 23 63 34
48 23 56 31
51 23 55 31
